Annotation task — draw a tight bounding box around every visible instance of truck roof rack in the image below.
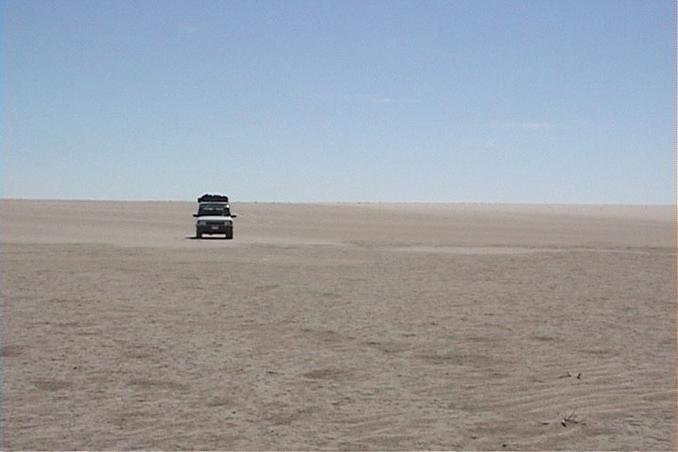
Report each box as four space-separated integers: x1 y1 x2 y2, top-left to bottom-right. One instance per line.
198 194 229 203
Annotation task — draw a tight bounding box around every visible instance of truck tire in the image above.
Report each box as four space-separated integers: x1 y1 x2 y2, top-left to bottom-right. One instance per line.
196 229 202 239
225 228 233 240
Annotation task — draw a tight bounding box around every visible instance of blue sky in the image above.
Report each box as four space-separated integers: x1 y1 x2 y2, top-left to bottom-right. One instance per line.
2 0 674 203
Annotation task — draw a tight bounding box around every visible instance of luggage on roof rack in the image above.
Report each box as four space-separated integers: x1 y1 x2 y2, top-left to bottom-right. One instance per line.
198 194 229 203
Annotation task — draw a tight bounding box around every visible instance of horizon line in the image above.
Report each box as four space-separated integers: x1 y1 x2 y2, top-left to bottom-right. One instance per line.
0 197 673 207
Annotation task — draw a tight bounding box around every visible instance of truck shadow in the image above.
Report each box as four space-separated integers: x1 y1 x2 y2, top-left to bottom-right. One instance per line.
184 236 231 240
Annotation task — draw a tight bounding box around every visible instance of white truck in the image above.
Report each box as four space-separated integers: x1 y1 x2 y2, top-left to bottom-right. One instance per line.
194 194 236 239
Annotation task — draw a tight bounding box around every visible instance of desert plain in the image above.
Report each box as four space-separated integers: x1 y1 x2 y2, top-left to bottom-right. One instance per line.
0 199 674 450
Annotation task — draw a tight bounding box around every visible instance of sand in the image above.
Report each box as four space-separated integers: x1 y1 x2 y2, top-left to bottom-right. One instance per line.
0 199 674 450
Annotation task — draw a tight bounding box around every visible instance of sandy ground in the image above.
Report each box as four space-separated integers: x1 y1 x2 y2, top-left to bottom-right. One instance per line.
0 200 674 450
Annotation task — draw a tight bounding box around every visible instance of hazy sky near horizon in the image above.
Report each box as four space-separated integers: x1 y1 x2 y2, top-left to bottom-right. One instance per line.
2 0 674 203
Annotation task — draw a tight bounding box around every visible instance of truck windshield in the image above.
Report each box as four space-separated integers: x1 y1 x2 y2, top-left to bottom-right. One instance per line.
198 203 230 216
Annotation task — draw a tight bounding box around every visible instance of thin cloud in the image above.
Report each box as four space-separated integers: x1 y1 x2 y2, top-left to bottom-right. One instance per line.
178 24 199 35
500 121 558 131
318 94 419 105
371 97 420 104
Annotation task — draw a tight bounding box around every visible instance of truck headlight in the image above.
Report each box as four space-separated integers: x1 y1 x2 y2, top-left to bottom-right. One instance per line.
197 220 207 226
